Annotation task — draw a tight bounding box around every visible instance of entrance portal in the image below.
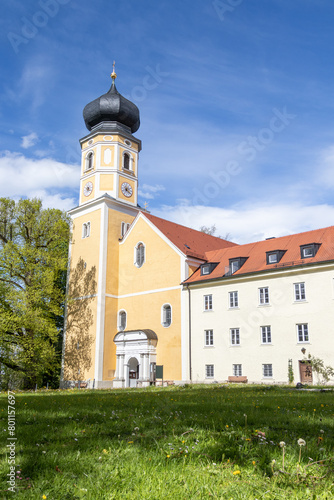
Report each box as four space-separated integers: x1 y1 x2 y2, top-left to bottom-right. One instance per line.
113 329 158 388
128 357 139 388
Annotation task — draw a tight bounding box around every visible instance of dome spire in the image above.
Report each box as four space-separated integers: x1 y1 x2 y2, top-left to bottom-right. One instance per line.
110 61 117 82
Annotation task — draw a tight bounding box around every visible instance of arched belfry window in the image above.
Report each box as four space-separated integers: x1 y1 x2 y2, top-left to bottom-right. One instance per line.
118 310 127 331
123 152 130 170
135 242 145 268
162 304 172 328
85 151 94 171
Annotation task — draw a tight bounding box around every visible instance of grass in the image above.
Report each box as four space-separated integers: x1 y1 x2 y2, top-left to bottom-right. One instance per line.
0 384 334 499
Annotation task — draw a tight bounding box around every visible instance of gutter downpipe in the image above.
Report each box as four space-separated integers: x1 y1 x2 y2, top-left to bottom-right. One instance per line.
187 284 192 382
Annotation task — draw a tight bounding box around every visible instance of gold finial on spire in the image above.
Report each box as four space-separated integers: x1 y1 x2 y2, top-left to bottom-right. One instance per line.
143 201 148 211
111 61 117 81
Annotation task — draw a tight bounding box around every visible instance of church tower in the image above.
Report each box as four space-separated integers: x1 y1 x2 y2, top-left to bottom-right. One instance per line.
62 68 142 388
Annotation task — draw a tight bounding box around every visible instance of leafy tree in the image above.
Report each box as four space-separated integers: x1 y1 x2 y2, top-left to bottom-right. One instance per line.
0 198 70 388
304 354 334 385
200 224 231 241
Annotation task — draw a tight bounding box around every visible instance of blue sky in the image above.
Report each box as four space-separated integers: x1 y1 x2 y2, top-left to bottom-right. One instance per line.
2 0 334 243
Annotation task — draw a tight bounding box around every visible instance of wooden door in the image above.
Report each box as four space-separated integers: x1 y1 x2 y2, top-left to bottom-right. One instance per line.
299 361 313 384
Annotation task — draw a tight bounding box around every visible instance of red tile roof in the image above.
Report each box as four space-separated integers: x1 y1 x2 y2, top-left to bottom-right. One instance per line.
142 212 237 259
184 225 334 284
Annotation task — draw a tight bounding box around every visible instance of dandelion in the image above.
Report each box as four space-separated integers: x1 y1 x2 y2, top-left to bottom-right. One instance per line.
233 470 241 475
43 496 47 500
102 449 108 454
279 441 286 471
127 441 134 444
226 425 229 428
298 438 306 463
166 455 170 458
252 460 256 466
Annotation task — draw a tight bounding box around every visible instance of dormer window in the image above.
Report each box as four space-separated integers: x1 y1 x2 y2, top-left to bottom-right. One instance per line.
300 243 321 259
228 257 248 275
200 262 218 276
266 250 286 265
123 152 130 170
85 151 94 171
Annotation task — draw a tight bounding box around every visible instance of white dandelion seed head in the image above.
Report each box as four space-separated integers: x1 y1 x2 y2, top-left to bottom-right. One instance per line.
297 438 306 446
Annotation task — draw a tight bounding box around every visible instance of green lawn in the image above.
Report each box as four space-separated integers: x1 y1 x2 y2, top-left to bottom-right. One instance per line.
0 385 333 499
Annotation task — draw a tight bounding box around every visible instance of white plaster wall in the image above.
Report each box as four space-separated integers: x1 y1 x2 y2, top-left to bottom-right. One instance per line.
189 264 334 384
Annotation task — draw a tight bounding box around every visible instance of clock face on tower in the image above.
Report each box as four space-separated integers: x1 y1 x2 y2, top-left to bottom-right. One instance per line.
121 182 133 198
83 181 93 197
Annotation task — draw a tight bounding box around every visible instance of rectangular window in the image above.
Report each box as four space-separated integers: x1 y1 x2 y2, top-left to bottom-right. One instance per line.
268 253 278 263
263 364 273 378
201 265 210 275
230 328 240 345
233 364 242 376
294 282 306 301
229 291 238 308
230 260 240 274
205 329 214 346
204 294 213 311
82 222 91 238
303 246 314 258
261 326 272 344
205 364 214 378
297 324 309 342
259 287 269 305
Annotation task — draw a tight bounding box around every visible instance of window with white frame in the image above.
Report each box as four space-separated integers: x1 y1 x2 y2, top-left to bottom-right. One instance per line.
205 364 214 378
294 282 306 301
85 151 94 171
121 222 130 237
297 323 309 342
263 364 273 378
261 325 272 344
233 364 242 376
229 291 238 308
204 294 213 311
135 242 145 268
162 304 172 327
82 222 91 238
118 310 127 331
230 328 240 345
259 287 269 305
205 329 214 346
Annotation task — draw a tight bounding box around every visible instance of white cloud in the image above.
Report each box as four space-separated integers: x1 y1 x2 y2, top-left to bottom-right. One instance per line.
155 201 334 245
0 151 79 209
138 183 165 200
21 132 38 149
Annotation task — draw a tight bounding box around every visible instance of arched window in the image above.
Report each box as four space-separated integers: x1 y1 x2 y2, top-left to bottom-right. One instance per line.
135 242 145 268
82 222 91 238
85 151 94 171
121 222 130 237
123 152 130 170
162 304 172 327
118 310 127 331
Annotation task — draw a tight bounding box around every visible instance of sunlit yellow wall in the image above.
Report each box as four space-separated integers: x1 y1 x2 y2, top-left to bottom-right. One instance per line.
119 217 181 295
100 174 114 191
64 209 101 382
116 216 183 380
118 288 182 380
103 296 118 380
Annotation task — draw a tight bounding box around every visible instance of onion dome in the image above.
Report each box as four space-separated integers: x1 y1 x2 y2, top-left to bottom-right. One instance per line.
83 65 140 134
